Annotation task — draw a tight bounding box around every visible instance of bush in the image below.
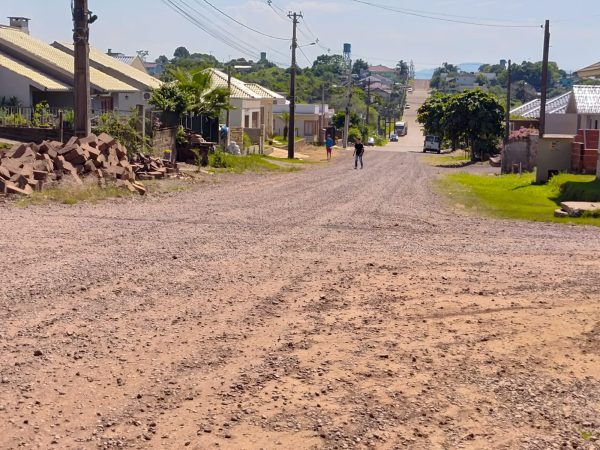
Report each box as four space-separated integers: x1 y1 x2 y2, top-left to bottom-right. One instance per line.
347 126 362 143
211 148 230 168
93 111 150 156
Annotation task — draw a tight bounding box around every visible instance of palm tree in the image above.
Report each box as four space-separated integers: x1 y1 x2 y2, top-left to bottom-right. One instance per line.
169 67 230 117
278 112 290 139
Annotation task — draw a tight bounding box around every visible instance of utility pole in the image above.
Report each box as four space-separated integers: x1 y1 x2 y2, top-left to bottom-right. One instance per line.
505 59 512 144
365 81 371 129
287 11 302 159
320 83 325 143
539 20 550 137
73 0 93 137
226 64 232 146
342 43 352 148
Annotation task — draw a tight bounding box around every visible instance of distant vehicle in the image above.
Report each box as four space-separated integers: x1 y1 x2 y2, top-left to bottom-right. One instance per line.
394 121 407 136
367 137 375 146
423 135 441 153
408 87 414 93
390 133 398 142
405 104 411 109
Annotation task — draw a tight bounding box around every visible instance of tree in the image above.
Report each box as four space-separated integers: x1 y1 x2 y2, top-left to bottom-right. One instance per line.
173 46 190 59
169 68 230 117
156 55 170 65
149 82 192 117
396 60 409 79
417 93 450 141
444 90 504 160
352 59 369 75
277 112 289 138
332 111 360 129
312 54 346 77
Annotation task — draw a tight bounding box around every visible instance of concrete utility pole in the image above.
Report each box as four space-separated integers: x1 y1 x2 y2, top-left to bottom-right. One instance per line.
365 81 371 129
539 20 550 137
505 59 512 144
287 11 302 159
73 0 92 137
342 43 352 149
226 64 232 146
320 83 325 143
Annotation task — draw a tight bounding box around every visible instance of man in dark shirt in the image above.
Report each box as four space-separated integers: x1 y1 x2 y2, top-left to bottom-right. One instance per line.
354 138 365 169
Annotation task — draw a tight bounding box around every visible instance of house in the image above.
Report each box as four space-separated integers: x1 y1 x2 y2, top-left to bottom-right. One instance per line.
273 103 334 143
106 49 148 74
576 62 600 78
510 92 572 119
143 61 165 78
0 19 156 113
567 85 600 130
206 68 285 136
52 42 161 111
368 65 396 79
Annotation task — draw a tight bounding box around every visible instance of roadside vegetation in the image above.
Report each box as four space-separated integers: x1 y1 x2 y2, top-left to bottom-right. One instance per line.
438 172 600 226
208 151 301 173
423 150 471 167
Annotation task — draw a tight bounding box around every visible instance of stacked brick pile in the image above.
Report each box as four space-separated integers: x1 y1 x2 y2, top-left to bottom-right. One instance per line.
571 129 599 174
0 133 177 197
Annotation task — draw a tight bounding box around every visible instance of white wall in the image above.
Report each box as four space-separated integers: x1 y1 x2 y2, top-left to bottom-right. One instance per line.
546 113 577 135
0 68 33 106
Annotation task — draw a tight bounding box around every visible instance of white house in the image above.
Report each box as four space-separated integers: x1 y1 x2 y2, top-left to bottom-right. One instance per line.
567 85 600 130
0 19 157 112
207 68 285 136
273 103 334 143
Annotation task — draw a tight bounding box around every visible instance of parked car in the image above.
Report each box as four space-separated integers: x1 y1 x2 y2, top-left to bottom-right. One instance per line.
367 137 375 146
423 135 441 153
404 104 411 109
408 87 414 93
390 133 398 142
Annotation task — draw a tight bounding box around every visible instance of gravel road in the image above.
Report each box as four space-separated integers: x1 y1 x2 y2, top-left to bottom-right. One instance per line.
1 142 599 449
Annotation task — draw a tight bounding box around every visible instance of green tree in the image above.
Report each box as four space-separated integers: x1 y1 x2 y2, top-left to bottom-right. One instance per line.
170 68 230 117
149 82 192 116
312 54 346 77
352 59 369 75
417 93 450 140
173 46 190 59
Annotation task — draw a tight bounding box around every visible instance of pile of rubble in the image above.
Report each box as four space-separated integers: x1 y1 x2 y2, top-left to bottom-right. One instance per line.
0 133 177 197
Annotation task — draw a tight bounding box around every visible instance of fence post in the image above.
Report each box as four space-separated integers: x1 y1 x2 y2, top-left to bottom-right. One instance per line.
59 110 64 143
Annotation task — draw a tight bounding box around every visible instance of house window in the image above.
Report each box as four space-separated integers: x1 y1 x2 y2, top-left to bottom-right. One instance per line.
100 97 113 112
304 120 317 136
596 120 598 130
244 115 250 128
252 111 259 128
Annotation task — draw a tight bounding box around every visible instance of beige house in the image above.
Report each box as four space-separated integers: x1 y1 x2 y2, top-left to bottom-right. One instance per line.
106 50 148 74
0 19 158 112
207 69 285 136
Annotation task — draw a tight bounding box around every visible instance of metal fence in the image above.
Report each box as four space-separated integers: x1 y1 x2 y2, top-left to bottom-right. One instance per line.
0 106 72 129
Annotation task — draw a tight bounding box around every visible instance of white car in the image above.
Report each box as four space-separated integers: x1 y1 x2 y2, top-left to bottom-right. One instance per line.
367 137 375 146
405 104 411 109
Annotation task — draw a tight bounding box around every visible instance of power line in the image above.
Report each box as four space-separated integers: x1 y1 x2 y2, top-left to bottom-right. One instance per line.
349 0 542 28
198 0 290 40
162 0 288 65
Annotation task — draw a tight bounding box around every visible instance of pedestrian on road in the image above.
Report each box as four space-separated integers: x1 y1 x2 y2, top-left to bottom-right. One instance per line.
354 138 365 169
325 135 334 161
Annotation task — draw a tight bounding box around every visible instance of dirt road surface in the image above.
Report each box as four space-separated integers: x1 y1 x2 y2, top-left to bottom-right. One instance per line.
1 140 599 449
386 80 430 153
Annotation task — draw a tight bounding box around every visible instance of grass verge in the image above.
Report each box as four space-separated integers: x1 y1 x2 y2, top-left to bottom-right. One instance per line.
209 153 302 173
437 172 600 226
13 178 192 207
423 151 471 167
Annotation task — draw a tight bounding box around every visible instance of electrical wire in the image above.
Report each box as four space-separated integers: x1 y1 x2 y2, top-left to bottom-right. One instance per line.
349 0 542 28
197 0 290 40
162 0 289 64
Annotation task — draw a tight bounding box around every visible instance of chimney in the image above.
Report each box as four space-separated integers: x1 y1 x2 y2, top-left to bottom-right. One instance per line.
8 17 30 34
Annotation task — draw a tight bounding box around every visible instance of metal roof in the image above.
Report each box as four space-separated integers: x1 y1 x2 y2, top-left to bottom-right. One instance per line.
0 26 138 93
0 51 70 92
576 62 600 78
54 43 161 90
245 83 285 100
510 92 571 119
572 85 600 114
112 55 135 65
206 68 274 100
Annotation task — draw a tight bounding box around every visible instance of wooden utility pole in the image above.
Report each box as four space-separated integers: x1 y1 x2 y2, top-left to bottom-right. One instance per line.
287 12 302 159
320 83 325 143
539 20 550 137
73 0 92 137
226 65 232 146
505 59 512 144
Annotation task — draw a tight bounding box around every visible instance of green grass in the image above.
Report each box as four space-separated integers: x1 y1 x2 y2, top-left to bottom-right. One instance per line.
13 178 192 207
423 151 471 167
0 142 12 150
437 172 600 226
208 153 301 173
263 155 318 164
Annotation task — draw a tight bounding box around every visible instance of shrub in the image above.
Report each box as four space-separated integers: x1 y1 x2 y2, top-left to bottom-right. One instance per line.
211 148 230 168
93 110 150 156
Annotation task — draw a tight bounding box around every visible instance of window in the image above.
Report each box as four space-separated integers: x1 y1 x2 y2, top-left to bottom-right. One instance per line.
244 115 250 128
252 112 259 129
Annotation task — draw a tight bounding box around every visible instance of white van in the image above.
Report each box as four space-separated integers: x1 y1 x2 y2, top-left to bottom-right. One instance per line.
423 135 441 153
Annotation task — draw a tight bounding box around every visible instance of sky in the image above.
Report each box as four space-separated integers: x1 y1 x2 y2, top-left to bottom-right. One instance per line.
2 0 598 73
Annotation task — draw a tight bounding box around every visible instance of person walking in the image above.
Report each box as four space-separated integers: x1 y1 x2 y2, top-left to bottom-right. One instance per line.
354 138 365 169
325 135 334 161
